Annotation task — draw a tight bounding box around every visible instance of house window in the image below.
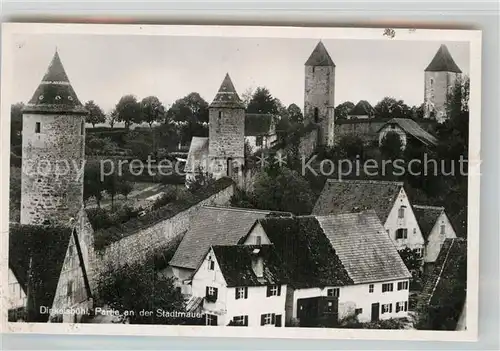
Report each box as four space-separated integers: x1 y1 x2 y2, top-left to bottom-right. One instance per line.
430 78 434 86
382 283 393 293
413 228 417 235
35 122 41 133
261 313 276 326
266 285 281 297
232 315 248 326
396 301 408 313
314 108 319 123
81 121 85 135
396 228 408 239
256 136 263 147
205 286 218 302
255 236 262 245
206 314 218 326
235 287 248 300
208 256 215 270
355 308 363 315
397 281 409 290
414 248 423 258
326 288 340 298
325 300 335 314
369 284 374 293
381 303 393 314
398 206 406 219
440 225 446 235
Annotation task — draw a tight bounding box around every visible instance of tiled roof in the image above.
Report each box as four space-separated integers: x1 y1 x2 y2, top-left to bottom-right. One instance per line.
317 211 411 284
312 179 404 222
185 296 203 313
258 216 353 288
211 245 288 287
305 41 335 67
9 224 73 322
23 51 87 115
381 118 438 146
209 73 245 109
169 207 271 271
425 44 462 73
349 100 374 116
245 114 275 136
184 137 209 173
413 205 444 241
417 238 467 314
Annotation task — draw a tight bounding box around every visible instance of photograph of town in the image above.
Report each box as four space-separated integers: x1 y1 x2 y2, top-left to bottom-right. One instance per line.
4 25 475 335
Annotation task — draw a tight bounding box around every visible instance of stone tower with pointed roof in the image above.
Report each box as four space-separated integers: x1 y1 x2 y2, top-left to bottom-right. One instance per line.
424 44 462 123
208 73 245 179
21 50 88 225
304 41 336 146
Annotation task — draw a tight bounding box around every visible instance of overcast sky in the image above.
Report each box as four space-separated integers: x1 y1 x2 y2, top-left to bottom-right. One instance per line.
10 34 469 114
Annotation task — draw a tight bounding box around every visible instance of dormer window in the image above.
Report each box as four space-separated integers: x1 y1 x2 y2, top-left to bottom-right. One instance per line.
35 122 41 134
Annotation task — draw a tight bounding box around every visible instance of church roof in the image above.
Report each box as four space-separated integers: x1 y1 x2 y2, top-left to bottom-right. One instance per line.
23 50 87 115
209 73 245 109
425 44 462 73
305 41 335 67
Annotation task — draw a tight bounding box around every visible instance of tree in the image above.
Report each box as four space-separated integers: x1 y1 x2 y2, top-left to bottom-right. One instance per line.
96 260 185 324
186 167 216 193
166 92 209 124
84 162 105 207
252 166 314 215
108 109 118 129
247 87 281 115
11 102 24 151
10 166 21 222
141 96 166 128
241 87 255 108
334 101 355 120
398 247 422 273
287 103 303 124
380 131 403 159
115 95 142 129
85 134 118 156
84 100 106 127
374 97 411 119
337 134 365 159
411 103 425 119
119 181 133 200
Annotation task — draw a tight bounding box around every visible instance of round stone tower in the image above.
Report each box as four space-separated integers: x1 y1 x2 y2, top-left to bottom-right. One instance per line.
208 73 245 179
423 44 462 123
20 50 88 225
304 41 336 147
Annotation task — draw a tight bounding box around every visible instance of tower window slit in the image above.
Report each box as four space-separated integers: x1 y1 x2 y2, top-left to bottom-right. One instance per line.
35 122 41 134
314 108 319 123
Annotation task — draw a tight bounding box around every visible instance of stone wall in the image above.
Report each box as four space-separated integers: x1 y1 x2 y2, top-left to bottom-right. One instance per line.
91 184 234 280
296 128 319 160
304 65 335 146
335 119 389 144
21 113 85 225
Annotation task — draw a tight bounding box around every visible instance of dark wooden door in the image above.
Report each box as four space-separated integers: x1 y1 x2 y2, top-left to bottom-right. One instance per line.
371 303 380 322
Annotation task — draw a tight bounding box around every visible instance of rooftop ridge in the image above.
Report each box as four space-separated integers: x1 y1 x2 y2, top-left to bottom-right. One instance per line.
413 204 445 210
326 179 404 186
201 205 271 214
313 209 378 219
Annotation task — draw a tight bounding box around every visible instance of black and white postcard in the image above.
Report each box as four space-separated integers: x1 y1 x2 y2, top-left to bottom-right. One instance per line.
1 23 481 341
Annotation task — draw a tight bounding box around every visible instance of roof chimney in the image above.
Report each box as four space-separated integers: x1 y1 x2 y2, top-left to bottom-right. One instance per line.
251 249 264 278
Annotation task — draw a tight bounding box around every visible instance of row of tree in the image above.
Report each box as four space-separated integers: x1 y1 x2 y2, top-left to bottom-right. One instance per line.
335 98 425 120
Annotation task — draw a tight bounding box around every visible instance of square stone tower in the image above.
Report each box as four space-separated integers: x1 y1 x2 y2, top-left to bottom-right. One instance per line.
424 44 462 123
304 41 336 146
21 50 88 225
208 73 245 179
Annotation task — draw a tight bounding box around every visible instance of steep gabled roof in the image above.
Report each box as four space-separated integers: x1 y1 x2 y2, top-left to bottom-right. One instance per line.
316 211 411 284
413 205 445 241
209 73 245 109
349 100 374 116
258 216 353 288
184 137 209 173
305 41 335 67
23 50 87 115
380 118 438 146
169 207 272 271
245 114 275 136
211 245 288 287
9 224 73 322
312 179 404 222
425 44 462 73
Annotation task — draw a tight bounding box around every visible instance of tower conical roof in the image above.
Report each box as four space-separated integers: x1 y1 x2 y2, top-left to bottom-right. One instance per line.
209 73 244 109
425 44 462 73
23 50 87 115
305 41 335 67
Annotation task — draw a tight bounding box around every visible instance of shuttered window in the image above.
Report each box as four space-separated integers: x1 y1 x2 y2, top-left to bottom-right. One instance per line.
266 285 281 297
235 287 248 300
